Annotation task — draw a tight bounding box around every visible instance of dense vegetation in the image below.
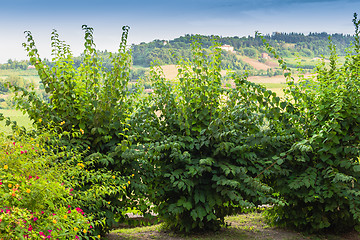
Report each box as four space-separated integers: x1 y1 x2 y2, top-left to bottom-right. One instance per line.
131 32 354 67
259 25 360 232
1 13 360 239
0 130 94 239
0 59 30 70
130 38 287 232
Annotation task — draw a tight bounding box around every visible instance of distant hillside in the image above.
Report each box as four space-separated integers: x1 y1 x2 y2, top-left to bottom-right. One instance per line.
131 32 354 68
1 32 354 79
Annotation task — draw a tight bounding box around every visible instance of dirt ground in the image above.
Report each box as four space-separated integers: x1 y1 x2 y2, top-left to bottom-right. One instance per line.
106 212 360 240
240 56 272 71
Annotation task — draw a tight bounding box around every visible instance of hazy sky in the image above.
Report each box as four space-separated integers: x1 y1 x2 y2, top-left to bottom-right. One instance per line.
1 0 360 63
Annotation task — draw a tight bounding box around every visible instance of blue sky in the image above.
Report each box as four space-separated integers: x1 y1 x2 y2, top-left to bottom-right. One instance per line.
1 0 360 63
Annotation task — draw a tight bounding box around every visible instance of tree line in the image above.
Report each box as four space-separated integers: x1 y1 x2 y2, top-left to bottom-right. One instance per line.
1 32 355 71
131 32 354 67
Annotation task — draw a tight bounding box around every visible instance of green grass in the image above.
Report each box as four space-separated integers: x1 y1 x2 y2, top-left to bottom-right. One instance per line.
284 56 319 66
0 69 39 76
283 56 346 69
0 69 41 86
257 83 286 98
0 109 33 133
108 212 358 240
111 223 250 240
22 75 41 83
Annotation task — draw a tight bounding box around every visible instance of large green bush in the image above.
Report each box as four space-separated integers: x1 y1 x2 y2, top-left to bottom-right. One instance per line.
18 25 135 154
261 13 360 233
11 25 147 236
129 38 288 232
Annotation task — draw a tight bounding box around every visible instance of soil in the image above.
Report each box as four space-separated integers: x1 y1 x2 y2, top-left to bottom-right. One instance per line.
240 56 272 71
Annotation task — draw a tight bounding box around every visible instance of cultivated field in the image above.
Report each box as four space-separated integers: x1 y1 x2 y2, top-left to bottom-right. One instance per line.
239 56 272 70
0 109 33 133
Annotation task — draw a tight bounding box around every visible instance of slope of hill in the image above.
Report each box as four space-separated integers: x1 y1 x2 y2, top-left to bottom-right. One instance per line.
239 56 272 70
130 32 354 68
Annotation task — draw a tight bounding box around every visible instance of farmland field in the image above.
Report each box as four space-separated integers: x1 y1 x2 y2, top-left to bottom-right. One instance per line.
239 56 272 70
0 109 33 133
0 69 41 83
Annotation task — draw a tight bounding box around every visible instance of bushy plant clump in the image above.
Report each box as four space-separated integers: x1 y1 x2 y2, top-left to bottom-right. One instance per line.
129 38 290 232
63 148 133 236
261 13 360 233
11 25 146 236
18 25 135 155
0 133 95 239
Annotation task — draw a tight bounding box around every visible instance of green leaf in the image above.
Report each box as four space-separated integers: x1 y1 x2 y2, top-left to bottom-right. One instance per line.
190 209 198 220
199 157 214 166
276 158 284 165
353 165 360 172
183 201 192 210
280 101 287 109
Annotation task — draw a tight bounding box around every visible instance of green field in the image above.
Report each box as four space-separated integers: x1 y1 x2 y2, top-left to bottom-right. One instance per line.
283 56 346 69
258 83 286 97
0 109 33 133
0 69 41 84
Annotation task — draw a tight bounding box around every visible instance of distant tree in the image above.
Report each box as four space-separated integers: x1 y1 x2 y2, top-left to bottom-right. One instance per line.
0 59 29 70
242 47 259 58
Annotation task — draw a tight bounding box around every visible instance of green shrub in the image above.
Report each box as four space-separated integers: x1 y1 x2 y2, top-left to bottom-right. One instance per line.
130 38 285 232
63 150 133 236
18 25 135 154
11 25 148 236
261 13 360 233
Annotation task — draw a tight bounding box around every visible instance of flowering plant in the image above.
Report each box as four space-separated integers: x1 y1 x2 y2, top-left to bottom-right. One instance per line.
0 135 96 239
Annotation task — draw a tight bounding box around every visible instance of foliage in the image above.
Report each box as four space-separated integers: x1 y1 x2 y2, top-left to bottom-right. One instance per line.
17 25 134 153
62 146 133 236
7 15 360 237
0 110 33 133
129 37 288 233
10 25 148 236
241 47 260 58
0 132 94 239
260 13 360 233
6 74 33 90
0 59 30 70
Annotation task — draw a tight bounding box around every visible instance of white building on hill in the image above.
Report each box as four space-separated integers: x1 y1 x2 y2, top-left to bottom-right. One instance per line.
219 44 234 52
